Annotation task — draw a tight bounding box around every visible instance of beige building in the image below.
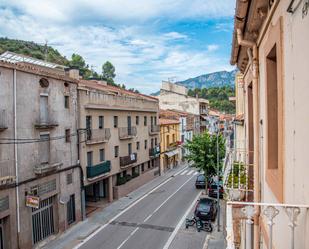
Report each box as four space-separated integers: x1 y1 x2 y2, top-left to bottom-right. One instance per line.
227 0 309 249
0 52 81 249
77 80 160 210
158 81 209 133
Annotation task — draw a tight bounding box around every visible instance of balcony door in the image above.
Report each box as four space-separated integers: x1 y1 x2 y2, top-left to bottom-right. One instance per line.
127 116 132 135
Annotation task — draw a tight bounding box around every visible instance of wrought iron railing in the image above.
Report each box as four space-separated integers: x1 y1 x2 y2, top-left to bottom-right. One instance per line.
86 161 111 178
120 153 137 167
149 125 160 135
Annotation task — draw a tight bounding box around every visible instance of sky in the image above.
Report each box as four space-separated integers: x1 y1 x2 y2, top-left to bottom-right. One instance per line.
0 0 236 94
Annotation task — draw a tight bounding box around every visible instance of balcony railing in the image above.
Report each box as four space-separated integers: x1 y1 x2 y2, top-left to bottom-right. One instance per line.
87 161 111 179
223 148 254 202
166 142 178 151
86 128 111 145
118 127 137 139
149 146 160 158
149 125 160 135
34 162 62 175
226 201 309 249
120 153 137 167
34 116 58 129
0 160 16 186
0 110 8 131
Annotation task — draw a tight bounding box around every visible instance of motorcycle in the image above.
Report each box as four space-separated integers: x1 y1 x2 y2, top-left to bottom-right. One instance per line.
185 217 213 233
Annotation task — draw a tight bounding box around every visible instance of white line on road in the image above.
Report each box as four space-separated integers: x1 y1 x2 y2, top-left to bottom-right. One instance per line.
193 172 198 176
187 170 194 175
115 227 139 249
180 170 188 175
143 174 197 222
162 192 202 249
73 165 189 249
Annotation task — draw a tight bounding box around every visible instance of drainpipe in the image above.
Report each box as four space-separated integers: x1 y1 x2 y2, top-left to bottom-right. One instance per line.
236 29 261 249
13 68 21 247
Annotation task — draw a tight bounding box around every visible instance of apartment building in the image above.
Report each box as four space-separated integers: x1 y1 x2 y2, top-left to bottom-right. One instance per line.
77 80 160 210
158 81 208 134
226 0 309 248
159 116 180 173
0 52 81 249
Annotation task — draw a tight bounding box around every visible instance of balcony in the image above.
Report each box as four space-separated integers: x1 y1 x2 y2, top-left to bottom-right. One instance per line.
0 110 8 131
166 142 178 152
86 129 111 145
226 201 309 249
118 127 137 139
34 116 58 129
149 146 160 158
149 125 160 135
34 162 62 175
223 148 254 201
87 161 111 179
120 153 137 167
0 160 16 186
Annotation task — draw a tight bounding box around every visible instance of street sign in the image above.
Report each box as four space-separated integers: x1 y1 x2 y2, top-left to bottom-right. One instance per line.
26 196 40 209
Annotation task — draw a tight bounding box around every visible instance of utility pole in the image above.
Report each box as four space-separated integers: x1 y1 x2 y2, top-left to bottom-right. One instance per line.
216 121 220 232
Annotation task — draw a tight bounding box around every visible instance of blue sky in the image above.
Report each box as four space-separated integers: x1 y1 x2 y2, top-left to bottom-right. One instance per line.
0 0 236 94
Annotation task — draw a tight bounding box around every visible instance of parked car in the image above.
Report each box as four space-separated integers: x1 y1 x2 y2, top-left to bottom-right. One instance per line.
194 198 217 222
195 174 206 189
208 183 224 199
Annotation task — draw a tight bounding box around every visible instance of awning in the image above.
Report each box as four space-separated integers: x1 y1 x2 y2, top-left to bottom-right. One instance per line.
165 149 179 158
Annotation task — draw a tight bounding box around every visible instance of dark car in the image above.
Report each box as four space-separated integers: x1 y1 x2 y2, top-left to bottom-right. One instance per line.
195 174 206 189
194 198 217 222
208 184 224 199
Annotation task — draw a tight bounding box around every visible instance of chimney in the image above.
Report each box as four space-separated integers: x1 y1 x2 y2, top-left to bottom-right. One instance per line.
65 68 80 80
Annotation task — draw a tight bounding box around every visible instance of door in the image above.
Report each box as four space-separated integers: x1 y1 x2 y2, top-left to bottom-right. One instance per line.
40 96 48 124
127 116 132 135
0 220 3 249
32 197 55 245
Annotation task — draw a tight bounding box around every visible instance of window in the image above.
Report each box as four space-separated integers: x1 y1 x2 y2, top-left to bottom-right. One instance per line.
65 129 71 143
151 138 154 148
114 116 118 128
136 141 140 150
99 149 105 162
67 194 76 225
128 143 132 155
155 138 158 146
39 134 50 164
172 134 175 143
181 135 185 143
86 116 92 140
154 116 157 125
66 173 73 185
144 140 148 149
114 146 119 158
136 116 139 125
64 96 69 109
40 95 48 124
148 161 151 169
144 116 147 126
87 151 93 166
39 78 49 88
167 135 170 146
141 163 145 172
99 116 104 129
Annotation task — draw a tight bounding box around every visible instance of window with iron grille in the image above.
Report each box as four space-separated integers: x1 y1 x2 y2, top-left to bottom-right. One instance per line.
64 96 69 109
99 116 104 129
37 179 56 196
0 196 9 212
66 173 73 185
128 143 132 155
67 194 76 225
65 129 71 143
87 151 93 166
114 146 119 158
114 116 118 128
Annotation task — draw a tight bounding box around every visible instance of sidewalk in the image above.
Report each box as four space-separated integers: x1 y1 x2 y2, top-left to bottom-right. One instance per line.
40 163 188 249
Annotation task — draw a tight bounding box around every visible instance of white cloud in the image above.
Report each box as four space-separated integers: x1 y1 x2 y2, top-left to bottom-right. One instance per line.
207 44 219 52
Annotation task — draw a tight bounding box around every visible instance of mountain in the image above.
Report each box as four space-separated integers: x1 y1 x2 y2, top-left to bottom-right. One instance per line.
177 70 237 89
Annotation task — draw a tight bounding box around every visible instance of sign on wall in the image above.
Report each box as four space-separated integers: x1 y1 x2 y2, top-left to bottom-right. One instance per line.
26 196 40 209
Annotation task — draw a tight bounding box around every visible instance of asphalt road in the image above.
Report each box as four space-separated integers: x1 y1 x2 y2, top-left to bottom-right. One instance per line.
75 168 203 249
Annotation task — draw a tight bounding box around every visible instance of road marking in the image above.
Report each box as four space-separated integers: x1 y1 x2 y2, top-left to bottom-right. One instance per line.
193 172 198 176
187 170 194 175
143 174 197 222
116 227 139 249
73 165 189 249
180 170 188 175
162 191 201 249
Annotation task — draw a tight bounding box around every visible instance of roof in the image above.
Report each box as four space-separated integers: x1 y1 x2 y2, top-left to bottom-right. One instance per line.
159 118 180 125
79 79 158 102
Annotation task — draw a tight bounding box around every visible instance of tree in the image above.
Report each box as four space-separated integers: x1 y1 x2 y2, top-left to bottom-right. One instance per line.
184 132 226 187
102 61 116 84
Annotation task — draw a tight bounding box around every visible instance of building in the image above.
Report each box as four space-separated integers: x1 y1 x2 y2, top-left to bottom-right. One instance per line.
159 109 194 161
227 0 309 248
158 81 209 133
77 79 160 211
0 52 81 249
159 116 180 173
